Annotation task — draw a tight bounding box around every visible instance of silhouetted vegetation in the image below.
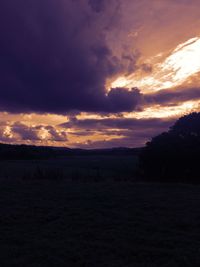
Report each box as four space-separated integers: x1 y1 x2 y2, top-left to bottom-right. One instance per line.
0 143 140 160
139 112 200 183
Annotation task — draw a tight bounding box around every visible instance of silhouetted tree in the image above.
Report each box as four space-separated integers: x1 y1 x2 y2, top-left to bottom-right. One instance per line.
139 112 200 183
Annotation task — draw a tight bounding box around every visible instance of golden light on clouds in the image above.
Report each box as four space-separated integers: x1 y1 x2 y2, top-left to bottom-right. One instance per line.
125 100 200 120
2 0 200 149
1 34 200 148
38 127 50 140
111 36 200 92
3 126 13 139
0 112 67 127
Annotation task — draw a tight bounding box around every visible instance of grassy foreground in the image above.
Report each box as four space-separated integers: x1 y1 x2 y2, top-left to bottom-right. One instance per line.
1 180 200 267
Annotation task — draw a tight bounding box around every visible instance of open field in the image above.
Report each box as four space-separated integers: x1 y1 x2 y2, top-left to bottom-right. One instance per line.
1 177 200 267
0 155 138 182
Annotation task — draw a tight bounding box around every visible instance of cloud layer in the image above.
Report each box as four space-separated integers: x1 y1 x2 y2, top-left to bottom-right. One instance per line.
1 0 200 148
0 0 142 114
1 0 200 115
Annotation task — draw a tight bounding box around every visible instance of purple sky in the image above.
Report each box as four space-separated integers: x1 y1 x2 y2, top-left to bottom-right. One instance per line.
0 0 200 148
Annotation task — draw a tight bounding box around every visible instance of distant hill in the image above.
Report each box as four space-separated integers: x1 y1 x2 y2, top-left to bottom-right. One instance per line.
0 143 142 160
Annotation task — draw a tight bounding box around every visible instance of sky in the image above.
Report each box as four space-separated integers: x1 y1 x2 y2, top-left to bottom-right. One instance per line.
1 0 200 148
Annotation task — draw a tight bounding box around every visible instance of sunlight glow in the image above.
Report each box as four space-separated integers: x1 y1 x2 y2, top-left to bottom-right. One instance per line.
110 37 200 92
125 100 200 119
38 127 50 140
3 126 13 139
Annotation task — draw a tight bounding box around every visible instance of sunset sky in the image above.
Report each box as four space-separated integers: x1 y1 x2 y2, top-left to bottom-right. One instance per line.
1 0 200 148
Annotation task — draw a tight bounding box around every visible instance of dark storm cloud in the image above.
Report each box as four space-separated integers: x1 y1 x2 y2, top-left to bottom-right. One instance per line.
0 0 141 114
145 87 200 106
105 88 142 112
61 116 173 130
88 0 107 12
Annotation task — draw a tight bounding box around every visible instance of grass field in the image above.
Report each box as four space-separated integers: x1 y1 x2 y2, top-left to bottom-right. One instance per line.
0 155 138 182
1 177 200 266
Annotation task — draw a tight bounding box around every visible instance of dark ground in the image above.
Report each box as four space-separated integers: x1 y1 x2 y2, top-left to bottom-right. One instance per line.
0 155 138 182
1 157 200 266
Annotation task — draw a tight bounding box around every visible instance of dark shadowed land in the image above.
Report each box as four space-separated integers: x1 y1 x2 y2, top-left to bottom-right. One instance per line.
1 180 200 267
2 112 200 267
0 144 140 182
0 154 200 267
